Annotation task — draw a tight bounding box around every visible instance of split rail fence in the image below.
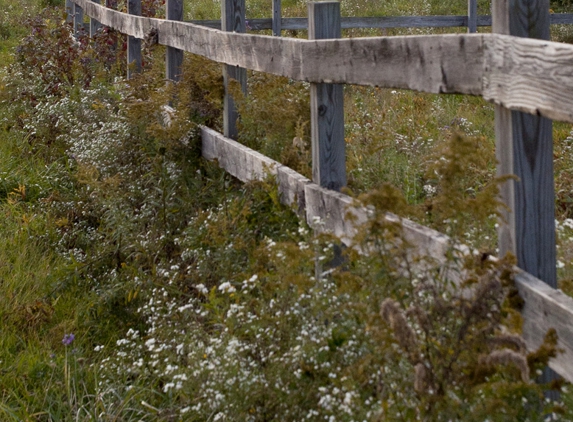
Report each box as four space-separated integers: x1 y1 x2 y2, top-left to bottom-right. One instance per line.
66 0 573 383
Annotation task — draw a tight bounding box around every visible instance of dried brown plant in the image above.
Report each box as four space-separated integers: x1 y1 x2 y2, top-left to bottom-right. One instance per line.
380 298 421 364
480 348 530 383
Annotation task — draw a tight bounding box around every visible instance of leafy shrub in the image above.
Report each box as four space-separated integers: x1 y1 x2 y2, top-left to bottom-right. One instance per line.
235 72 312 178
0 5 570 421
40 0 64 6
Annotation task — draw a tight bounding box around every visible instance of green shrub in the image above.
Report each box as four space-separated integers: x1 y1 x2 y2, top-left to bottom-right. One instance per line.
0 4 571 420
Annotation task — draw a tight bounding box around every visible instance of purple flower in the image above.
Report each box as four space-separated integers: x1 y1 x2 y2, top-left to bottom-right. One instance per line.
62 333 75 346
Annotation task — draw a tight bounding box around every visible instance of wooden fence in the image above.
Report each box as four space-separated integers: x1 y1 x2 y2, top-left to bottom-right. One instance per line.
66 0 573 383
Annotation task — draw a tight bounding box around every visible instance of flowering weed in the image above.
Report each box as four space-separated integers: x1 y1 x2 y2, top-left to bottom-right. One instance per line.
0 2 572 421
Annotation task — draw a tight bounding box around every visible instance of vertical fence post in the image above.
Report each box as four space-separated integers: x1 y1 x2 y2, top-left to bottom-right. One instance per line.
308 2 346 191
74 2 84 36
272 0 281 36
222 0 247 139
166 0 184 82
127 0 142 79
66 0 74 24
90 0 102 38
493 0 558 393
467 0 477 33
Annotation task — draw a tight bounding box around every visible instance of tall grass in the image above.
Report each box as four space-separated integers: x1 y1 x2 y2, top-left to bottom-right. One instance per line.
0 0 571 419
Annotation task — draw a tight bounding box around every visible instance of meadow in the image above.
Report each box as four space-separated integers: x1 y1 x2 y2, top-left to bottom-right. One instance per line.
0 0 573 420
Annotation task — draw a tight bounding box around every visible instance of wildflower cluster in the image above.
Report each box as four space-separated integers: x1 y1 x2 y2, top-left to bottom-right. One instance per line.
0 5 571 421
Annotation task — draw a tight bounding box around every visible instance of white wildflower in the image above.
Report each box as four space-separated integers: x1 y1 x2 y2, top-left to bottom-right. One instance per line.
218 282 236 293
194 284 209 295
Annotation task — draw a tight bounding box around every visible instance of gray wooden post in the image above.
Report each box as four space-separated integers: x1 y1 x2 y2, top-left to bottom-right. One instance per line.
73 3 84 36
467 0 477 33
272 0 281 36
127 0 142 79
166 0 184 82
308 2 346 191
66 0 74 24
222 0 247 139
90 0 102 38
493 0 558 392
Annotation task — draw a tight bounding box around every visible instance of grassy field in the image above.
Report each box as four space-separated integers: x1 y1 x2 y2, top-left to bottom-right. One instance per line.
0 0 572 420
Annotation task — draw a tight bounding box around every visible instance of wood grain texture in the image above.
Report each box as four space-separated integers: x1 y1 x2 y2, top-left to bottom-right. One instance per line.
201 127 278 182
166 0 183 82
301 35 484 95
303 182 456 265
493 0 513 260
73 0 153 38
160 25 484 95
310 82 346 190
491 0 557 288
511 0 550 39
71 0 573 122
495 105 515 257
202 126 312 216
308 2 341 40
515 270 573 382
304 183 363 245
127 0 142 79
309 2 346 192
71 1 484 95
494 0 557 390
201 125 573 382
483 35 573 123
511 112 556 286
276 165 311 216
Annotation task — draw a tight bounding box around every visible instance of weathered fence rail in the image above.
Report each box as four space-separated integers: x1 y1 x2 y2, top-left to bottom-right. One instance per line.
201 126 573 383
190 15 491 30
190 14 573 31
67 0 573 32
69 0 573 383
70 0 573 123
